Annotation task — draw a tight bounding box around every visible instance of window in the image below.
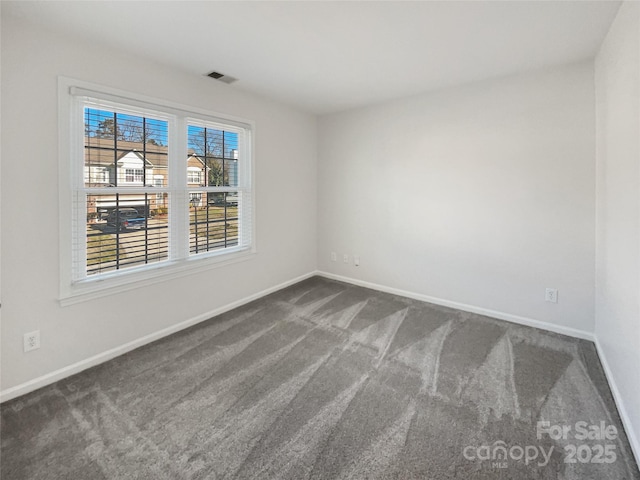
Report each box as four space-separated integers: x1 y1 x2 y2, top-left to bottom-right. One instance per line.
83 166 110 185
83 106 169 277
187 168 202 184
187 123 241 256
61 79 254 302
125 168 144 183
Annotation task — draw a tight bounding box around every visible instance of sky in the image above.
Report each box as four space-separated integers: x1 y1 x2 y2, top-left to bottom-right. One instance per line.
85 107 239 158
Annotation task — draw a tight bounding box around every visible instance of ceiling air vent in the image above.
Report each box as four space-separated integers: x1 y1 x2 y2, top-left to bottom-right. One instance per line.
207 71 238 84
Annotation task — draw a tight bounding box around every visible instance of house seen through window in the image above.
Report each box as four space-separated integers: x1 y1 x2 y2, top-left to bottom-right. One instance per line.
76 94 252 284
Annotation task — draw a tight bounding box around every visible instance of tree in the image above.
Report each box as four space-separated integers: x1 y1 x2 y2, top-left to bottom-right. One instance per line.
208 159 229 187
118 119 144 142
190 128 234 186
94 117 163 144
95 118 120 139
191 128 224 158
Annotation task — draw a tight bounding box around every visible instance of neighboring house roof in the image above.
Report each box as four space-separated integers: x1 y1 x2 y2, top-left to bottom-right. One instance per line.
84 137 223 171
187 153 206 169
85 137 169 169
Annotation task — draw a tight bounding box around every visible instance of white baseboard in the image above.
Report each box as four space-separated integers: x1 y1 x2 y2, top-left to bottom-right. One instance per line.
317 271 595 341
0 271 317 403
594 338 640 469
3 270 637 471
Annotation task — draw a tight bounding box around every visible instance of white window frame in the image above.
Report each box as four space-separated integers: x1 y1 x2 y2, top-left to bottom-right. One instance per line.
58 77 256 305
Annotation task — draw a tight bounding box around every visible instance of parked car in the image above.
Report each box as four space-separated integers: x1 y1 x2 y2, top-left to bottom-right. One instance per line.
106 208 145 231
207 193 239 206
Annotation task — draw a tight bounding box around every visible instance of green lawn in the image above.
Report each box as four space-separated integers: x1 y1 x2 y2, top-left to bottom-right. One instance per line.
87 234 124 265
189 206 238 222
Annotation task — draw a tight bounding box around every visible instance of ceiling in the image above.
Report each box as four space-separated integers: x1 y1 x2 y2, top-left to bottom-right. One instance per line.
3 1 621 115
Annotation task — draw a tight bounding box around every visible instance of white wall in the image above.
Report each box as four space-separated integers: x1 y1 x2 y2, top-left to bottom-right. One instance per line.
318 62 596 334
595 1 640 461
0 16 317 394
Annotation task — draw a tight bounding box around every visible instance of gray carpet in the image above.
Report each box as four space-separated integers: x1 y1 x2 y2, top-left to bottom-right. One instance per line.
2 276 639 479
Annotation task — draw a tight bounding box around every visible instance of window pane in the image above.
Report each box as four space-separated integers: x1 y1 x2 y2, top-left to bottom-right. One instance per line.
84 108 168 188
189 192 239 255
187 125 239 187
86 194 169 275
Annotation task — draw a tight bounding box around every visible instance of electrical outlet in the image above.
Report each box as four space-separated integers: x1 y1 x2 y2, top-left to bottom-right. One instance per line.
354 255 360 266
343 253 349 264
331 252 337 262
24 330 40 352
545 288 558 303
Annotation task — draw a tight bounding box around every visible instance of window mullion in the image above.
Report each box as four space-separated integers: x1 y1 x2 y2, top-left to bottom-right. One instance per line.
169 116 188 261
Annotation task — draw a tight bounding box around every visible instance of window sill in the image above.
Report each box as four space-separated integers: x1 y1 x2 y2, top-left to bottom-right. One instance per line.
59 247 255 307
